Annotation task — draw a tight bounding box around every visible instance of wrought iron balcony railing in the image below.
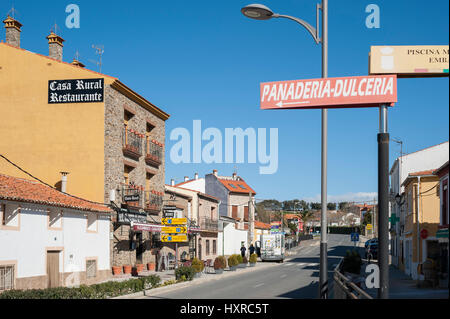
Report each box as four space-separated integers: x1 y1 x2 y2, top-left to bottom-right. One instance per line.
145 139 163 167
122 184 144 209
200 217 218 231
144 190 164 215
123 127 143 160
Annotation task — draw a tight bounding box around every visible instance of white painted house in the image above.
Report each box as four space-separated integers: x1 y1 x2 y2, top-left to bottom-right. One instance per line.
389 141 449 272
0 174 112 291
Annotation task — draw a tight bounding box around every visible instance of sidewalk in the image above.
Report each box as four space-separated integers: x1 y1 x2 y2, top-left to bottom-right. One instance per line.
364 264 449 299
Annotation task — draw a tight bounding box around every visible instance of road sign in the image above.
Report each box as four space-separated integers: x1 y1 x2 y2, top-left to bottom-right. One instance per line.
260 75 397 110
369 45 449 78
366 224 373 230
161 226 187 234
420 229 429 240
161 218 187 225
351 233 360 242
161 234 188 243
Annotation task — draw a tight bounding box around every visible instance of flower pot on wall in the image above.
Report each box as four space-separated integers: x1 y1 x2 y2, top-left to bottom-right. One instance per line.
123 265 132 274
147 263 156 271
112 266 122 276
136 264 145 273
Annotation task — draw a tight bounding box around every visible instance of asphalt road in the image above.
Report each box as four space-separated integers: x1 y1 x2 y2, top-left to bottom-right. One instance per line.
141 234 363 299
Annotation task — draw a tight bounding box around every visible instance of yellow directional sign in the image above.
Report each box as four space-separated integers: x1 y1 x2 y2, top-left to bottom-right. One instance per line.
161 234 188 243
161 226 187 234
161 218 187 225
366 224 373 230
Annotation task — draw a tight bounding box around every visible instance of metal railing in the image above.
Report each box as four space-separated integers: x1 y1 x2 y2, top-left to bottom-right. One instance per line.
200 217 218 231
333 259 373 299
145 139 163 164
122 127 143 156
144 190 164 213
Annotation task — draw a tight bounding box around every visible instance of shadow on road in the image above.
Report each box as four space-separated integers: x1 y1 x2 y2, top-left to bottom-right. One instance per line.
277 280 319 299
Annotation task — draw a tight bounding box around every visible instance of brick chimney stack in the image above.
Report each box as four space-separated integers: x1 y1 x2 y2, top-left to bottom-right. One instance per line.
3 16 22 48
46 31 65 61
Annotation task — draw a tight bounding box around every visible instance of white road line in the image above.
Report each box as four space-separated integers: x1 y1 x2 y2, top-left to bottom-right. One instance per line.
280 274 287 279
253 283 265 288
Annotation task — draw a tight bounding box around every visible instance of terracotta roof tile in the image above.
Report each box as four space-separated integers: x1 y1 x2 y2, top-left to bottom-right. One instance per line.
254 221 271 230
218 179 256 195
0 173 111 214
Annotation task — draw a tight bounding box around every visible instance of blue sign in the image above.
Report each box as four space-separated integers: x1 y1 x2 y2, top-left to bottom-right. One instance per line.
351 233 359 242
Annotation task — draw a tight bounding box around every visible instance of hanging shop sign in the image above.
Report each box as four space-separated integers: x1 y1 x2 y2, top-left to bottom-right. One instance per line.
48 78 104 104
260 75 397 110
132 223 162 233
124 194 140 202
117 209 147 224
369 45 449 78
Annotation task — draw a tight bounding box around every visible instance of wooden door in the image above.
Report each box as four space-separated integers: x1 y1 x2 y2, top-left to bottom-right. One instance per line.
47 251 60 288
232 206 238 219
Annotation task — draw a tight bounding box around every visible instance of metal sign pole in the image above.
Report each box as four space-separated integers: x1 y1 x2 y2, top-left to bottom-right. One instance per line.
378 104 390 299
319 0 329 300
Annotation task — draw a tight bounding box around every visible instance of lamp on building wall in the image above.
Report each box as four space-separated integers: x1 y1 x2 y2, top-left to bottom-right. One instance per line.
395 193 405 207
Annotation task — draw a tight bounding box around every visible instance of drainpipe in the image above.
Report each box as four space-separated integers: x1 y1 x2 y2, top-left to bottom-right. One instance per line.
417 176 421 280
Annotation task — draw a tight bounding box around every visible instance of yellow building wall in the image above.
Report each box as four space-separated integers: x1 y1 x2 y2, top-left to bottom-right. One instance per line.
403 177 440 263
0 43 115 202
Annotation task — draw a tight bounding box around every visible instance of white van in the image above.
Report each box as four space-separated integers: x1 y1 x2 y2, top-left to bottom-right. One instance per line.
257 234 285 262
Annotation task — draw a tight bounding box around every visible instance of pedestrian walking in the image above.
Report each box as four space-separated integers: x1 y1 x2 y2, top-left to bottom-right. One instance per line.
240 243 246 258
249 244 255 256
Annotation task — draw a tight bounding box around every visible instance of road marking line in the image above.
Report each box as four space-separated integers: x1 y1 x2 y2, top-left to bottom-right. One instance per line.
280 274 287 279
253 283 265 288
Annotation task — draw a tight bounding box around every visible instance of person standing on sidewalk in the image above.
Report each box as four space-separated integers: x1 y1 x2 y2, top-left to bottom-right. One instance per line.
240 243 247 258
249 244 255 256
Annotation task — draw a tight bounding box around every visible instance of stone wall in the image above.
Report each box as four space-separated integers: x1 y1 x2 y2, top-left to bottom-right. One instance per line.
104 84 166 268
5 28 20 48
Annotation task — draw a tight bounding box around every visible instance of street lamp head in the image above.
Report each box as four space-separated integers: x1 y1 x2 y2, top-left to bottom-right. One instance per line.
395 193 402 206
241 4 274 20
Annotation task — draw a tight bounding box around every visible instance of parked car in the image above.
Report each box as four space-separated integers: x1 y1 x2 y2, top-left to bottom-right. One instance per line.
364 238 378 249
365 242 378 260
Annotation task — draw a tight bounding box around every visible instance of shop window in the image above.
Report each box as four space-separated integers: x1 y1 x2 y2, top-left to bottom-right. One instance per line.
0 265 14 291
86 259 97 279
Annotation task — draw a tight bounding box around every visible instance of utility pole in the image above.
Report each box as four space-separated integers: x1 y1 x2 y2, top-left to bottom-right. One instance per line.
248 192 255 249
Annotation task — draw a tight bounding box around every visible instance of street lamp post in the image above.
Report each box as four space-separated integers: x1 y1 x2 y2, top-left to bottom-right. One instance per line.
241 1 329 299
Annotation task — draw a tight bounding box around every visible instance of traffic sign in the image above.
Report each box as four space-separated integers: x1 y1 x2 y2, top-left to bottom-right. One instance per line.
161 234 188 243
351 233 360 242
260 75 397 110
366 224 373 230
162 226 187 234
161 218 187 225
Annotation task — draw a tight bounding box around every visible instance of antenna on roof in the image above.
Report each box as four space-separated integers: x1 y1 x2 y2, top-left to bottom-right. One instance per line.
89 44 104 73
7 4 20 19
50 21 62 36
74 50 80 61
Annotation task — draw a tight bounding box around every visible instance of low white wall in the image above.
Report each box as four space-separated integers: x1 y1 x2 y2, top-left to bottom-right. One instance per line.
217 223 248 256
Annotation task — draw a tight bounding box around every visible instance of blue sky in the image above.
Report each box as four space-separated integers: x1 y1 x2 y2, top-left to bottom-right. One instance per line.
2 0 448 203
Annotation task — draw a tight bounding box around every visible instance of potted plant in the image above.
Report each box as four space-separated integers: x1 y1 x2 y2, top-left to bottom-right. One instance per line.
147 262 156 271
112 266 122 276
214 256 227 274
135 263 145 274
236 254 244 268
249 254 258 267
123 265 132 275
240 256 248 268
228 255 237 271
191 258 204 278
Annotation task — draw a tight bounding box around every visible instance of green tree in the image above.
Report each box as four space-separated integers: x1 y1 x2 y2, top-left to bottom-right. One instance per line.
327 203 337 211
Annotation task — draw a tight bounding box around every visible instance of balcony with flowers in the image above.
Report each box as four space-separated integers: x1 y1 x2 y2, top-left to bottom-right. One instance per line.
144 190 164 215
122 127 144 160
145 139 164 167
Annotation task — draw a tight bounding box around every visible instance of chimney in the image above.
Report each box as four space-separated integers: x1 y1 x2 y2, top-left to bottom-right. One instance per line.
184 176 189 182
213 170 218 177
47 31 65 61
60 172 69 193
171 179 175 186
71 59 85 68
3 16 22 48
232 173 237 180
194 173 199 180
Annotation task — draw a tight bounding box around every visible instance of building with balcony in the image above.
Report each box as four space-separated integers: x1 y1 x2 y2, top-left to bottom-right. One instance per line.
0 17 170 272
164 184 220 262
